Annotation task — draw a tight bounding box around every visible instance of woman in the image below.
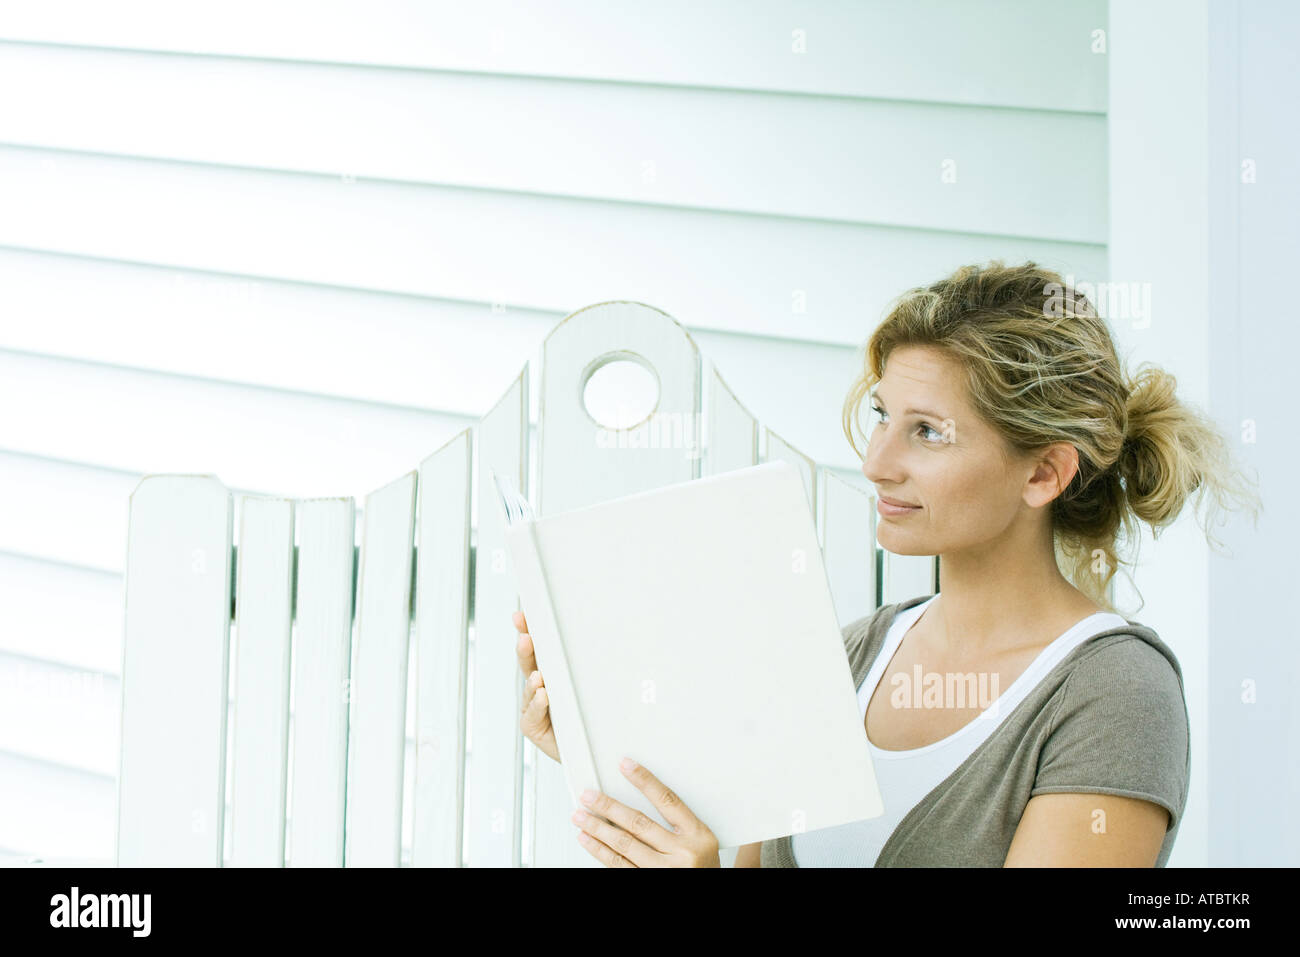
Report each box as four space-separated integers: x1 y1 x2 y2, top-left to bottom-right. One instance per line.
512 260 1262 867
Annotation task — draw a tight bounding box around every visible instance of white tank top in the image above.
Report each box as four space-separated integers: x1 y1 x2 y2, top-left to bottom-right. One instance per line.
790 594 1129 866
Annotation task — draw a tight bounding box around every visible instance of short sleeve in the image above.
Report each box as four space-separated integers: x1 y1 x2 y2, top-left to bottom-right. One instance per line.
838 603 899 680
840 609 877 655
1031 638 1190 832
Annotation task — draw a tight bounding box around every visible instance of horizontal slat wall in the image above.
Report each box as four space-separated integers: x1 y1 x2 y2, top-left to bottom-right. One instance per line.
0 0 1108 862
0 147 1105 350
0 350 471 500
0 43 1106 243
0 752 115 859
0 249 551 418
0 651 119 775
0 454 141 573
0 553 122 672
0 0 1106 111
0 248 939 475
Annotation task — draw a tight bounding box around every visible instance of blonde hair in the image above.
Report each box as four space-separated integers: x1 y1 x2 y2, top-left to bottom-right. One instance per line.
842 260 1262 615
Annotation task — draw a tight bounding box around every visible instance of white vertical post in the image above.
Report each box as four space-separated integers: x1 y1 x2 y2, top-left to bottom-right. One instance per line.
1108 0 1213 866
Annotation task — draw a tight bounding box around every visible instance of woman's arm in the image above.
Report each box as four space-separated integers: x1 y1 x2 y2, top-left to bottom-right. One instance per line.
734 842 761 867
1003 792 1170 866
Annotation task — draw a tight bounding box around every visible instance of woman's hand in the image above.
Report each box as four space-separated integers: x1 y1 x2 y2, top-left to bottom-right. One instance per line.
513 610 560 763
571 758 721 868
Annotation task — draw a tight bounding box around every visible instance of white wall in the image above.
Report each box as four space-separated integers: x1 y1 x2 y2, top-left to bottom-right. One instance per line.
0 0 1109 861
1110 0 1298 868
1205 0 1298 867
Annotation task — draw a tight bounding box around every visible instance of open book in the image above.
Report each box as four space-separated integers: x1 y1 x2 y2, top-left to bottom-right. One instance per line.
491 460 884 850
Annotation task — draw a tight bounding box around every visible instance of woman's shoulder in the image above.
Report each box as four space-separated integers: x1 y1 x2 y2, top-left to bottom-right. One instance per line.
1035 625 1191 831
1043 627 1190 769
1063 623 1186 699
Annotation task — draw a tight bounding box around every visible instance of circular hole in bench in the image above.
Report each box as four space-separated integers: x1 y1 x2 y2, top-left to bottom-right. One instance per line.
580 353 660 431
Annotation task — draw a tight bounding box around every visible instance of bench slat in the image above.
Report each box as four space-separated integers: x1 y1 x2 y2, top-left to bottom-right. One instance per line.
288 498 356 867
531 302 700 868
468 369 528 867
411 429 472 867
704 364 757 476
118 475 232 866
343 472 417 866
229 495 294 866
823 472 878 627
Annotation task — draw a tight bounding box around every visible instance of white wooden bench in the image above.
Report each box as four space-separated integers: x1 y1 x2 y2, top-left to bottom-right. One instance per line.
109 301 936 867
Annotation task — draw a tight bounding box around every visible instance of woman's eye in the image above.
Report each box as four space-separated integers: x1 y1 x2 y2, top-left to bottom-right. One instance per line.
872 405 944 443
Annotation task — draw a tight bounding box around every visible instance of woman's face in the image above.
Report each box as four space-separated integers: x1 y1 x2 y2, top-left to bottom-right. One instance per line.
860 345 1040 557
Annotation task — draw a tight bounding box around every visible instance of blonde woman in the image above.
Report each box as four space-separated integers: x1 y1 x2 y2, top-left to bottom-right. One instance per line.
512 261 1261 867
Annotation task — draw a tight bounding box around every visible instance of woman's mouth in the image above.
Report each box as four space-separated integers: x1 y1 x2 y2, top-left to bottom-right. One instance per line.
877 496 921 517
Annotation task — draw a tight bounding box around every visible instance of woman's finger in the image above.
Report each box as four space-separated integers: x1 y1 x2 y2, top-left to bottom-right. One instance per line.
520 670 544 709
514 630 537 678
571 804 664 867
617 760 706 836
521 679 545 718
574 828 638 868
574 788 676 856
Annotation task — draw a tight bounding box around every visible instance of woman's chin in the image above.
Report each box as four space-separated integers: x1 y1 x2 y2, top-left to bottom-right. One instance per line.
875 528 927 556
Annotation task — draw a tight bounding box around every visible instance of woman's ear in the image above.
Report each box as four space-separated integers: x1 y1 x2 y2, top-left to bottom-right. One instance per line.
1023 442 1080 509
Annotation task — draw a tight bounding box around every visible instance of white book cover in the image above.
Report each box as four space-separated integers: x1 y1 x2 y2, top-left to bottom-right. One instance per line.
491 459 883 850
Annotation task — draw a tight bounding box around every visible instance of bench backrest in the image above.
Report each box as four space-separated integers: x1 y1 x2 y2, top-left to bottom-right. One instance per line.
116 301 937 867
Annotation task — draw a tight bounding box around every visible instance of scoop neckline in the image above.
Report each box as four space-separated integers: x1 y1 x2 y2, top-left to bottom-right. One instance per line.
863 595 1128 758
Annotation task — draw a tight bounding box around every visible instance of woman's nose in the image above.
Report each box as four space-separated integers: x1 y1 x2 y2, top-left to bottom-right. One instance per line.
861 427 899 485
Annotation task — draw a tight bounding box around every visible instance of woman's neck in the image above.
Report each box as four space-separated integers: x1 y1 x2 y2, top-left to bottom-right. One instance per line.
928 544 1103 657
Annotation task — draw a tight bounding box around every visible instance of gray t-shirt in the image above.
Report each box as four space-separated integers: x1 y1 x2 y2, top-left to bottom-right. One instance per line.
760 595 1191 867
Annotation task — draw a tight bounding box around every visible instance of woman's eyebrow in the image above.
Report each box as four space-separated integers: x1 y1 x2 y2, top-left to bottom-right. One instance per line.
871 392 947 420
